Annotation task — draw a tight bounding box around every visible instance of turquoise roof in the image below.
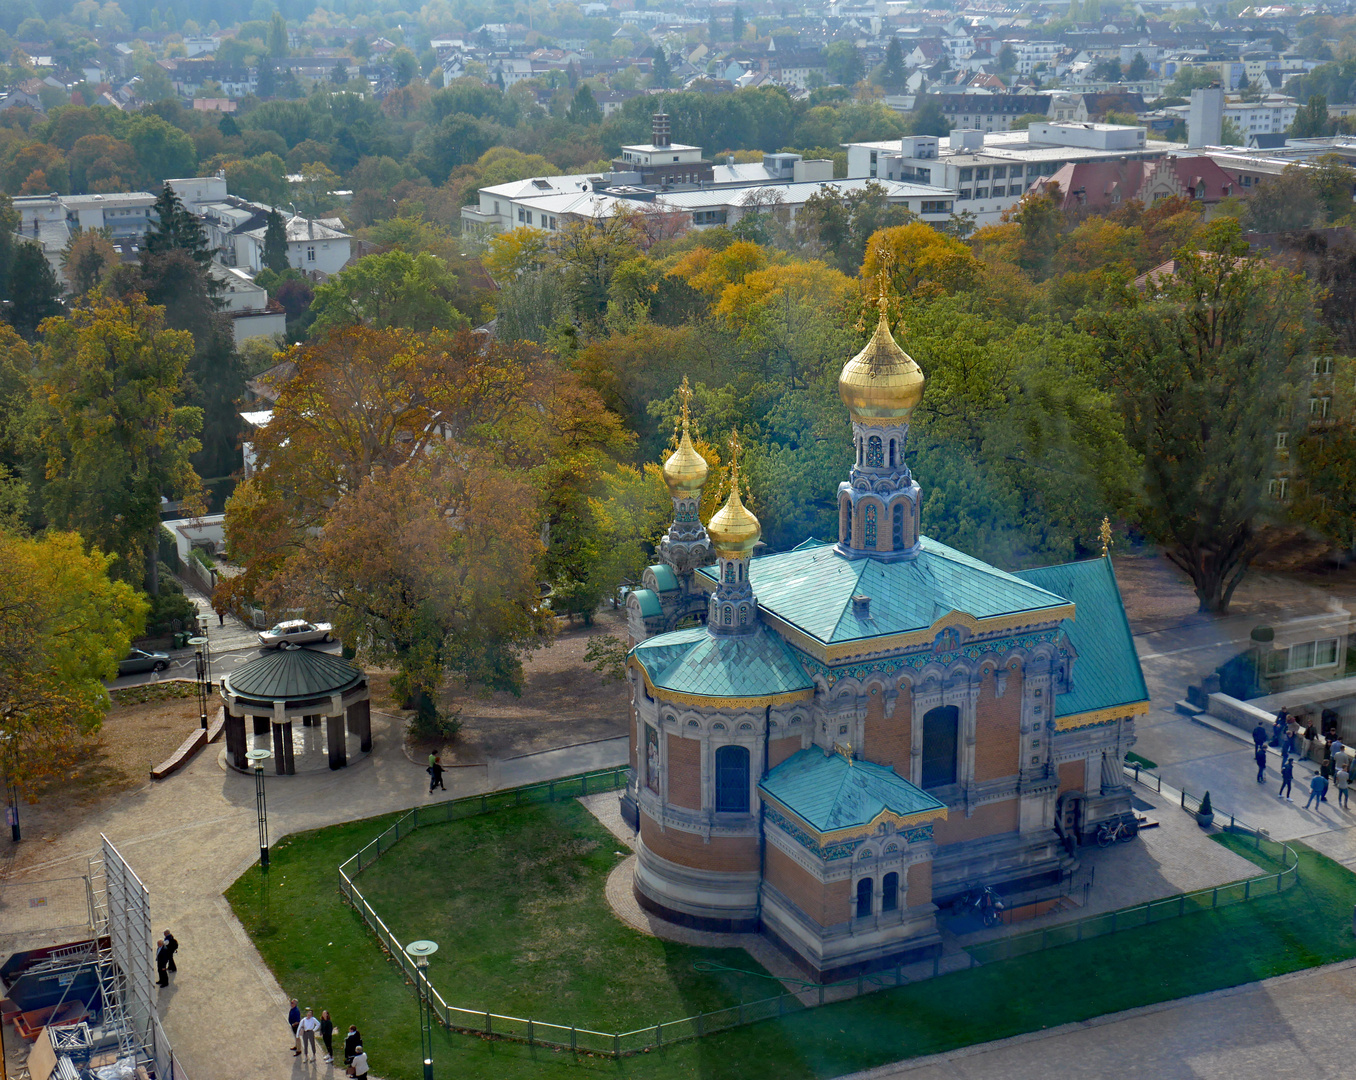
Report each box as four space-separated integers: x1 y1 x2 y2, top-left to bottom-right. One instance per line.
631 624 815 701
1015 557 1149 717
648 564 679 592
223 646 364 703
696 536 1070 647
760 748 946 834
631 588 663 617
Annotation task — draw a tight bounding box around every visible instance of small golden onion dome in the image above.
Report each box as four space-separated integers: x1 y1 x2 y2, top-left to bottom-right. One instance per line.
663 429 708 496
707 482 760 559
838 313 925 422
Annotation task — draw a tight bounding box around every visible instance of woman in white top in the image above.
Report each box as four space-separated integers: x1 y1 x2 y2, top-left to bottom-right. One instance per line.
297 1008 321 1062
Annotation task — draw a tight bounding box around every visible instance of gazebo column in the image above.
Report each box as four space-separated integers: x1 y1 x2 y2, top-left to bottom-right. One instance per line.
252 714 270 736
347 698 372 753
224 708 247 770
272 701 295 775
326 714 347 770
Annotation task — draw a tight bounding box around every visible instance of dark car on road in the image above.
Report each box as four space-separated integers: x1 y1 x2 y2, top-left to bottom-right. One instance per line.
118 648 170 675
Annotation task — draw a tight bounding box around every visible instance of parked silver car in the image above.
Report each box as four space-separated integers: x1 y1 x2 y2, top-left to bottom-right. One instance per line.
118 648 170 675
258 619 334 648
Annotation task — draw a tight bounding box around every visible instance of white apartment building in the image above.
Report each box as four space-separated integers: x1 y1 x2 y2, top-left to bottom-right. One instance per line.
848 123 1172 227
1012 40 1060 75
209 263 287 345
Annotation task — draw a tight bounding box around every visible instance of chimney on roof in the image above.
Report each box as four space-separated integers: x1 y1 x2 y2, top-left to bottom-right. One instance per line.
308 218 314 238
652 111 670 148
852 594 871 619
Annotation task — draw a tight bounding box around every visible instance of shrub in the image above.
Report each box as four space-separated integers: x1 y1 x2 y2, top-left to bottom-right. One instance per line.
145 589 199 636
1199 791 1213 816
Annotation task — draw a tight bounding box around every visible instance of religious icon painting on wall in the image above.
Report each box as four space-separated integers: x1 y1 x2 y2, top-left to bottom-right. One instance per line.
646 725 660 793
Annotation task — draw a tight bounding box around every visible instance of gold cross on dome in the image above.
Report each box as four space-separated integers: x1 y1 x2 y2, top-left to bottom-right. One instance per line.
727 427 742 492
1099 516 1114 557
678 375 693 433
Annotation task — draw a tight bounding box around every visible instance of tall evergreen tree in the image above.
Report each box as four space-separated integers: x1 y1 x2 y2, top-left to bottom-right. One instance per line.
567 84 602 125
263 210 290 274
7 244 62 341
651 47 672 88
146 186 213 271
1291 93 1330 138
880 37 907 91
268 11 288 58
732 6 745 39
331 58 348 85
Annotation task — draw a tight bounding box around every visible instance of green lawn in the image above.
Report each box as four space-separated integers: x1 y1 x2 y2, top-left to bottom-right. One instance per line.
227 797 1356 1080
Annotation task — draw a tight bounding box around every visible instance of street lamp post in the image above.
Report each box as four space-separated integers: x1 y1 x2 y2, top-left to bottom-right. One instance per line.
196 615 213 688
404 940 439 1080
189 636 209 730
1 731 17 842
246 748 272 868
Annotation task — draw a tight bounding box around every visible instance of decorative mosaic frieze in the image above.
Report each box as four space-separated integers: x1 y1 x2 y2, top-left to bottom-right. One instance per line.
789 629 1061 687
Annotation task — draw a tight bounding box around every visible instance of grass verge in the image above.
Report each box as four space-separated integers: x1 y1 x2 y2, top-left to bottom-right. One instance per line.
227 800 1356 1080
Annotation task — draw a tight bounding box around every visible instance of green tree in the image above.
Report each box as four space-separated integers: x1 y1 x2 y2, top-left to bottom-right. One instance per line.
879 37 907 91
999 44 1018 73
1292 409 1356 551
567 84 602 125
330 58 349 85
1092 222 1314 612
1127 51 1150 80
0 529 147 794
127 113 197 183
825 41 864 86
263 209 289 273
908 95 949 136
1221 117 1245 144
225 152 288 206
1291 93 1330 138
294 161 340 219
732 6 745 39
31 295 203 591
308 250 473 335
146 185 213 269
390 47 419 88
61 227 118 295
8 244 62 340
1166 65 1219 97
651 46 672 88
267 11 288 58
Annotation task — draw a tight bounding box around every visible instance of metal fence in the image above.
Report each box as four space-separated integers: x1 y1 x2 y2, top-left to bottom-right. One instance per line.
0 875 94 950
336 763 1307 1059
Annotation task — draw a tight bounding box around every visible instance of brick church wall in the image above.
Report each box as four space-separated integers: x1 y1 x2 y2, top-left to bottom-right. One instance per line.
666 733 702 810
906 860 932 907
974 668 1021 781
640 814 760 872
768 735 802 768
1058 758 1086 794
862 683 913 771
932 798 1019 845
765 843 848 927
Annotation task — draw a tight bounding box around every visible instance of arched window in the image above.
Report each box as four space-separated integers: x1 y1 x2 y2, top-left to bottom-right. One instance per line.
888 439 896 467
856 877 874 918
921 705 960 788
867 436 884 468
739 606 748 625
724 562 735 583
893 503 904 550
737 563 743 581
714 745 750 812
724 605 733 625
864 504 877 547
840 498 851 543
856 437 863 466
882 871 899 912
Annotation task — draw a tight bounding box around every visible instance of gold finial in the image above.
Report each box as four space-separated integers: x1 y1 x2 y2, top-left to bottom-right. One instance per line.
1099 516 1113 557
706 427 760 557
678 375 693 433
662 375 708 496
727 427 742 495
834 740 854 765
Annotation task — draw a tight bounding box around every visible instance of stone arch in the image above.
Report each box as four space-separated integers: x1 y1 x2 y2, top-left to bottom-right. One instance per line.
839 492 851 545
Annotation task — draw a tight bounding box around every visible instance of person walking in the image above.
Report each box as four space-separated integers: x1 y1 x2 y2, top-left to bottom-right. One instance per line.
429 756 445 793
288 999 302 1057
298 1008 321 1062
1304 722 1318 758
1305 772 1327 810
1255 744 1267 783
319 1009 335 1064
1321 755 1334 801
155 938 170 988
162 929 178 975
349 1046 369 1080
343 1025 362 1066
1252 722 1267 751
1278 756 1294 801
1337 766 1351 810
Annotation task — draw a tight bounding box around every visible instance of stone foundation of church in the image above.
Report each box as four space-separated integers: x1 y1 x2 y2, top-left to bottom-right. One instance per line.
633 837 762 930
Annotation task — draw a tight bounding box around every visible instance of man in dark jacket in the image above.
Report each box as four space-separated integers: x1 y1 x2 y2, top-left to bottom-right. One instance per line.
1255 744 1268 783
163 929 178 974
155 939 170 987
1252 722 1267 750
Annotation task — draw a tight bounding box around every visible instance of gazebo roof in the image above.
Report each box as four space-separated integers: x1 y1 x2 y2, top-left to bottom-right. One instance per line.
222 646 364 703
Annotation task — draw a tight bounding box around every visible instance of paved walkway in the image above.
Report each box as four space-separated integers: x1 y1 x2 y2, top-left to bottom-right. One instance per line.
1 707 627 1080
842 959 1356 1080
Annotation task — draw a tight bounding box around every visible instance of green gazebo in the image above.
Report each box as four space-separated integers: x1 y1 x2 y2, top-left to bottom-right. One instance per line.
220 646 371 773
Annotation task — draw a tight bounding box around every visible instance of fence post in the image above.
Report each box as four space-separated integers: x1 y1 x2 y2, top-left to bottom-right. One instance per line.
656 1022 662 1048
1180 789 1185 809
1276 871 1282 893
1212 886 1218 908
1245 878 1250 901
571 1025 577 1051
549 781 554 802
480 794 487 814
486 1012 491 1036
583 774 589 796
528 1019 534 1046
613 1034 620 1059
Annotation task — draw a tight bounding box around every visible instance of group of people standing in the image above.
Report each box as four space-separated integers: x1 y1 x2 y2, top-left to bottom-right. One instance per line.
1253 710 1351 811
288 1000 369 1076
154 930 178 987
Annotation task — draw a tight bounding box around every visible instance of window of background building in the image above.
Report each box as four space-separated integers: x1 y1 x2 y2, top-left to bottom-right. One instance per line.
921 705 959 788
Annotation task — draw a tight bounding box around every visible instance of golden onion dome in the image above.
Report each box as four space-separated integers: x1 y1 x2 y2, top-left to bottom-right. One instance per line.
839 312 925 423
707 480 760 558
663 428 708 496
